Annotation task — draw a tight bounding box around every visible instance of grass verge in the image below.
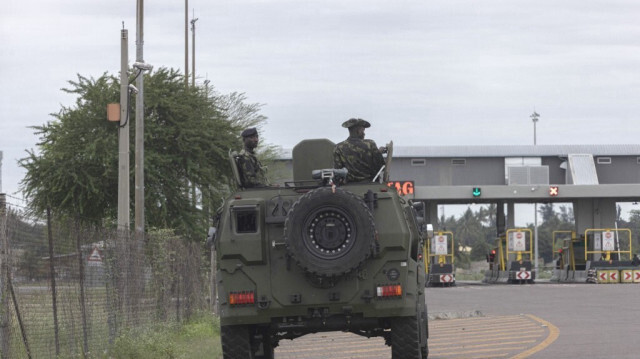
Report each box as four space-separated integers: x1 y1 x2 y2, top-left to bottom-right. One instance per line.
92 312 222 359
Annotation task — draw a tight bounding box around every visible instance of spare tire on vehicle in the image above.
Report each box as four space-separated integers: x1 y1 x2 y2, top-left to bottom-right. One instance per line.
284 187 376 277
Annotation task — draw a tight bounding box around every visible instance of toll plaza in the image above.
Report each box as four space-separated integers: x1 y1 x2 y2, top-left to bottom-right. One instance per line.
387 145 640 284
277 144 640 283
424 231 456 286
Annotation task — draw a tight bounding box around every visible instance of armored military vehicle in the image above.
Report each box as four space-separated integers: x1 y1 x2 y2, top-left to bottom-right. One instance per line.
209 139 430 359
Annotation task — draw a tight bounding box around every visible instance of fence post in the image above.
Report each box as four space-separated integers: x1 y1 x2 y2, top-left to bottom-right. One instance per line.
0 193 10 358
106 230 118 344
46 208 60 356
75 223 89 357
211 246 217 315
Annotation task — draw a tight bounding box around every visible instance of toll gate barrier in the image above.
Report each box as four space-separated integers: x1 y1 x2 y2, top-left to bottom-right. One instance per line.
484 228 535 284
425 231 456 287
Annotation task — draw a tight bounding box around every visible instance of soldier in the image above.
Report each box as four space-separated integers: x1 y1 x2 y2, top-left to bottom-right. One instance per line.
237 127 269 188
333 118 386 183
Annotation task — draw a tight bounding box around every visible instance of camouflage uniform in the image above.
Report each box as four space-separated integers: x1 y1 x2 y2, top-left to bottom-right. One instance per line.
237 149 269 188
334 137 385 183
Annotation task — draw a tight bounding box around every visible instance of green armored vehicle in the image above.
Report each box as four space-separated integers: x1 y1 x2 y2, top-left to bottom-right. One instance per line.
210 139 431 359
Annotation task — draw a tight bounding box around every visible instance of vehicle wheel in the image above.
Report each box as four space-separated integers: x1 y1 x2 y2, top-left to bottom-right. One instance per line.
418 290 429 358
284 187 376 277
253 328 275 359
221 325 252 359
390 315 424 359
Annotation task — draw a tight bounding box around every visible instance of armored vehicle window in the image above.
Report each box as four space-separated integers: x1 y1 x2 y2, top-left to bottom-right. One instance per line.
232 206 259 233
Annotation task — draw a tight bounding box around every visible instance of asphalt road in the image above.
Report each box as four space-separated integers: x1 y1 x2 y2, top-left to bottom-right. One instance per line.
428 281 639 359
276 281 640 358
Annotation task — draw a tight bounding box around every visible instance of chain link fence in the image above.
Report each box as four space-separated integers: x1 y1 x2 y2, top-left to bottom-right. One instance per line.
0 194 210 358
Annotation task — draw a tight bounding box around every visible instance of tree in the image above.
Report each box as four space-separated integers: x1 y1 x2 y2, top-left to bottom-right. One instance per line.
20 69 269 237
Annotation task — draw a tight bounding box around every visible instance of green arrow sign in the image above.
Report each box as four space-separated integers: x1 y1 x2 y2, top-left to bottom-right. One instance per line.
472 187 481 197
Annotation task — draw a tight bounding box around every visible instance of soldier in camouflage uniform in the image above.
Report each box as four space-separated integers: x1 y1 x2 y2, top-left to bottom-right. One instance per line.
237 127 269 188
333 118 386 183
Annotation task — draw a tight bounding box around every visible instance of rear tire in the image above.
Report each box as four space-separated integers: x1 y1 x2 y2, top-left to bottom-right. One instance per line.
390 315 425 359
221 325 252 359
254 328 275 359
222 325 275 359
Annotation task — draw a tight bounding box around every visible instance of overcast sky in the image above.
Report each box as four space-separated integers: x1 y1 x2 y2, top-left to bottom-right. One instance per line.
2 0 640 203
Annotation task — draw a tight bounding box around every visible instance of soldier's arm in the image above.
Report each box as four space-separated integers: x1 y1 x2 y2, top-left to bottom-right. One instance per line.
369 141 385 169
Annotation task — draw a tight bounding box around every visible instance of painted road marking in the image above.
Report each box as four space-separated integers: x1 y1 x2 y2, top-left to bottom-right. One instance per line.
275 314 558 359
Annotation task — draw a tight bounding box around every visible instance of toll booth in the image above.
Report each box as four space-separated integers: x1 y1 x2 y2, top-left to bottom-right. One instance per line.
551 230 588 282
582 228 639 284
484 228 535 284
424 231 455 287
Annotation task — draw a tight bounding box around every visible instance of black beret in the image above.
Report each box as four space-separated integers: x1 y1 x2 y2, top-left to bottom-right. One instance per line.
341 118 371 129
241 127 258 137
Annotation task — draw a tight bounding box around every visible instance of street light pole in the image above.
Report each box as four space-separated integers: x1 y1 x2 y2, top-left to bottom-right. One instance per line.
530 111 540 276
191 14 198 87
531 111 539 145
184 0 189 87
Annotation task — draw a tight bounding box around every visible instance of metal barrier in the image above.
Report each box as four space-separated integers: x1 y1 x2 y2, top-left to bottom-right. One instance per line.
584 228 633 261
505 228 533 262
424 231 455 285
424 231 454 271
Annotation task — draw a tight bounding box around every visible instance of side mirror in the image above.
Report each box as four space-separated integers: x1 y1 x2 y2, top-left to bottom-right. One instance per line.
206 227 217 248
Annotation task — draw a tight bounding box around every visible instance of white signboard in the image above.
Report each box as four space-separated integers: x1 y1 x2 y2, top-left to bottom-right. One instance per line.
509 232 526 252
602 231 615 251
434 235 448 255
87 247 103 267
594 232 601 251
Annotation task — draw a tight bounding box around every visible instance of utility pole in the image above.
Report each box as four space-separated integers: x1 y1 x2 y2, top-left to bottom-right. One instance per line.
117 29 130 234
531 111 540 276
191 13 198 87
0 193 8 357
184 0 189 87
135 0 145 242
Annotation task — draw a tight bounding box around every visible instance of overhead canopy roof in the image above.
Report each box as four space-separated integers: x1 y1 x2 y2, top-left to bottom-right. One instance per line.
277 144 640 160
393 144 640 158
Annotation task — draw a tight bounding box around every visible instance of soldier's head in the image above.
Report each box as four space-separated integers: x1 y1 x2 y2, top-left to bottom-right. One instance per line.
342 118 370 139
241 127 259 151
